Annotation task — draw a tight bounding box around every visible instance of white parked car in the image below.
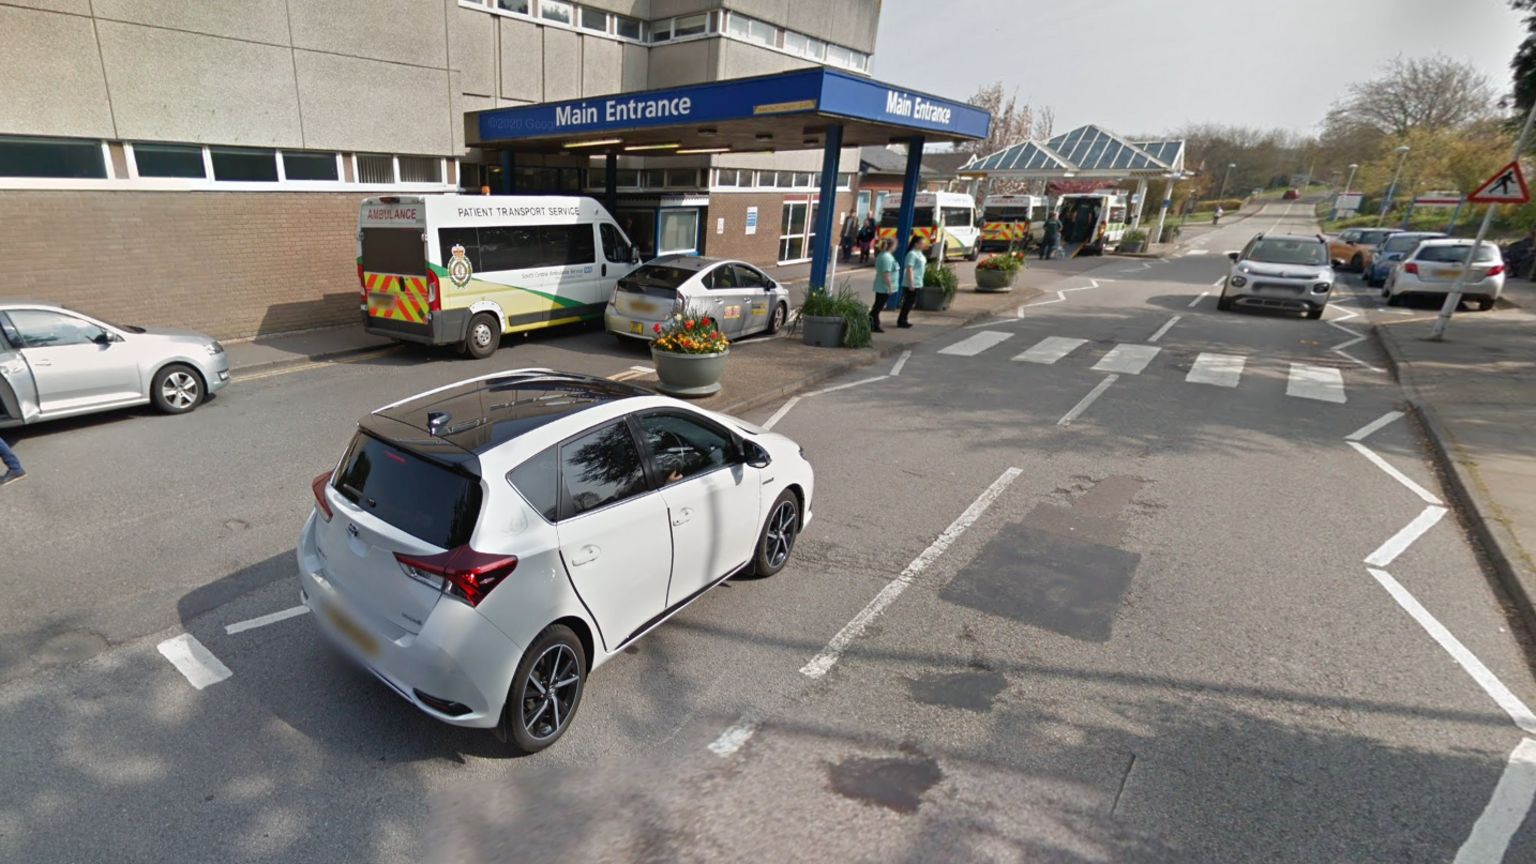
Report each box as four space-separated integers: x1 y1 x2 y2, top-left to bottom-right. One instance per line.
1383 239 1506 310
297 369 815 752
605 255 791 343
1 301 230 428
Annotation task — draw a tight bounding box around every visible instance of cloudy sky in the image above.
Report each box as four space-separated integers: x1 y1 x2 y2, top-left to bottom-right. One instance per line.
871 0 1527 138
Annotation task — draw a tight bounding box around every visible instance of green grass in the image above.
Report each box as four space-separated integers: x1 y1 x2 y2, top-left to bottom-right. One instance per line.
1319 203 1535 242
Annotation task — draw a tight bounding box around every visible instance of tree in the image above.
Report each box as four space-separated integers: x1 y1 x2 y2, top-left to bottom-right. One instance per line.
1323 54 1496 139
960 82 1036 156
1512 1 1536 115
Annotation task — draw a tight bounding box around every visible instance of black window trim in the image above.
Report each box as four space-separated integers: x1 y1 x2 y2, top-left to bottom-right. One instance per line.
550 416 659 523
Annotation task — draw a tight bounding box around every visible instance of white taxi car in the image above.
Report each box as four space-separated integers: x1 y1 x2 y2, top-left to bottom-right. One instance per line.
605 256 791 343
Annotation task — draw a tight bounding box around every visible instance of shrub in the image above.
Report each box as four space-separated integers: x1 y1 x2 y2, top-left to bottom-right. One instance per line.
976 253 1024 272
798 286 871 349
924 263 959 300
1121 229 1148 244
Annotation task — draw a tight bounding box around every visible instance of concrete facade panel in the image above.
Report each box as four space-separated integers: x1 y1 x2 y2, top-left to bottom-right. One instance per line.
97 21 302 146
454 5 498 97
0 0 91 13
92 0 290 44
716 38 807 79
294 50 453 155
498 17 543 101
621 42 649 92
542 27 581 102
647 39 716 89
581 35 622 97
649 0 717 19
579 0 650 15
0 6 116 139
287 0 448 69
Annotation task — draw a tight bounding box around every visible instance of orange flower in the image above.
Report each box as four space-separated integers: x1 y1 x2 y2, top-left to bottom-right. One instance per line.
685 319 695 330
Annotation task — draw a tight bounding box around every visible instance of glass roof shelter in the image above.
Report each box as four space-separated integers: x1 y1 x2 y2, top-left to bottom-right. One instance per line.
467 67 990 291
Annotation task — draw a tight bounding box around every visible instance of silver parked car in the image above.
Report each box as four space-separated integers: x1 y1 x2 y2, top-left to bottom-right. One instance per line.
1220 233 1337 319
1383 239 1506 310
0 301 230 428
605 255 791 342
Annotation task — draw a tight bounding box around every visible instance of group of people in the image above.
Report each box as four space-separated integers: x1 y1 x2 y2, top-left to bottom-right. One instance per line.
840 215 880 264
867 233 932 333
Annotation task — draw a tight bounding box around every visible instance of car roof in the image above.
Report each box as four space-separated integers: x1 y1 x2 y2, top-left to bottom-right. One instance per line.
644 255 730 272
364 369 651 459
1253 233 1325 244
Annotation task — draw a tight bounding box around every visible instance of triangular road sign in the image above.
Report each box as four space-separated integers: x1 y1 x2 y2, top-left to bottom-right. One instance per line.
1467 161 1530 204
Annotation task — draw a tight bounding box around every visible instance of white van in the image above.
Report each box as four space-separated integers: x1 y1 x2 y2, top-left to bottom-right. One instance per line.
979 194 1048 251
1055 192 1129 255
358 195 642 358
876 191 981 261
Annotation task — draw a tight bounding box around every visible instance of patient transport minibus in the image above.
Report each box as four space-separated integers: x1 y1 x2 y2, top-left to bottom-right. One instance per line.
978 194 1048 251
357 195 642 358
875 192 981 261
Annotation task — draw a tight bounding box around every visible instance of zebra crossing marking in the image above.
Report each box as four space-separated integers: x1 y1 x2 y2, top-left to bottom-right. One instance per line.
1013 336 1086 364
1287 363 1346 403
1186 353 1246 387
938 330 1013 357
1091 344 1160 375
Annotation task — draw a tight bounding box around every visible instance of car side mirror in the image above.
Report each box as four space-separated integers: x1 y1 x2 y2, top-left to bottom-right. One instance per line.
630 247 641 264
92 331 113 346
740 440 772 469
1227 252 1240 262
1331 258 1345 269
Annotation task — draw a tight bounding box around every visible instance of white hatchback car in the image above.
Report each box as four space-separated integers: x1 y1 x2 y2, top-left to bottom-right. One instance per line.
1383 238 1506 310
297 369 814 752
605 255 791 342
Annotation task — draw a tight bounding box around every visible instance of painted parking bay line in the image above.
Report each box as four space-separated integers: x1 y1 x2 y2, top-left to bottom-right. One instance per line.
1287 363 1346 403
1186 353 1245 388
1013 336 1086 365
157 633 233 690
226 605 309 635
939 330 1013 357
1092 344 1160 375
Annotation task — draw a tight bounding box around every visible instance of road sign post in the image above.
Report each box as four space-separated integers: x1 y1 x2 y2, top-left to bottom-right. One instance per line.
1429 102 1536 341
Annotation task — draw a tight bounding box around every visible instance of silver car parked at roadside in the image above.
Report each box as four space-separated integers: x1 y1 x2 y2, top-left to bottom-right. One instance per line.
605 255 791 342
0 301 230 428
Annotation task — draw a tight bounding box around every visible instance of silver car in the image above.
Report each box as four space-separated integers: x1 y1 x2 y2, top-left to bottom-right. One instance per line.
605 255 791 342
0 301 230 427
1220 233 1337 320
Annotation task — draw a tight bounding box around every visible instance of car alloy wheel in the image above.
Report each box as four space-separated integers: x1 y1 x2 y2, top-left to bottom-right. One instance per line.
522 643 580 742
162 370 200 410
765 499 797 568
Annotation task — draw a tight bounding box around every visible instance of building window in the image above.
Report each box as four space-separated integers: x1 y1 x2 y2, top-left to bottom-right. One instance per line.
282 151 339 181
726 12 776 46
210 147 277 182
665 169 700 188
133 143 205 179
715 169 738 187
673 14 707 37
613 14 642 39
355 154 395 184
658 209 698 255
615 169 640 187
579 6 606 32
0 137 107 179
782 31 805 55
827 44 853 68
838 172 853 189
539 0 572 26
398 156 441 183
497 0 530 13
794 171 813 188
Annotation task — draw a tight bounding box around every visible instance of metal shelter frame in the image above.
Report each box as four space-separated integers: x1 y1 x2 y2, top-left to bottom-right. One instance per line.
466 68 991 291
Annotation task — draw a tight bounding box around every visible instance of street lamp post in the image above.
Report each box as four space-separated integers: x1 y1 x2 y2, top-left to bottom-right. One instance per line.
1376 146 1410 227
1216 162 1235 200
1331 163 1360 221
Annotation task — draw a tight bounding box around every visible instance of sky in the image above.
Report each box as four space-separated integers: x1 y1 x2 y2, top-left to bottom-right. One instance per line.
871 0 1528 139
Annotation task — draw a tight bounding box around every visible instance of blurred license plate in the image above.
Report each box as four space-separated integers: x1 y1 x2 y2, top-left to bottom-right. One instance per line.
629 321 643 334
325 604 378 657
368 294 396 312
1434 268 1462 278
631 300 656 313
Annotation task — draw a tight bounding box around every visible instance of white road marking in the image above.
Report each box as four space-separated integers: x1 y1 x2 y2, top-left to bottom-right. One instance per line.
800 467 1023 679
1369 568 1536 735
1347 410 1405 442
1323 300 1386 373
630 365 655 374
939 331 1013 357
807 375 888 396
890 350 911 376
1455 737 1536 864
1184 249 1208 256
1211 277 1227 287
1027 283 1098 308
1186 353 1245 387
1092 344 1160 375
1287 363 1346 403
157 634 233 690
1147 315 1181 343
708 716 760 756
1014 336 1087 365
1365 505 1448 567
225 605 309 635
1058 374 1119 427
1346 441 1443 505
1188 291 1210 308
761 396 801 431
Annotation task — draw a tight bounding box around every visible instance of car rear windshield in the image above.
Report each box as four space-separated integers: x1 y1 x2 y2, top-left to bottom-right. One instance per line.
618 264 692 297
333 433 482 548
1414 244 1499 263
361 227 425 275
983 208 1033 221
1248 239 1327 266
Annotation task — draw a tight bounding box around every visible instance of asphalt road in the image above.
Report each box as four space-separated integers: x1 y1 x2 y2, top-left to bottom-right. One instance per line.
3 202 1535 862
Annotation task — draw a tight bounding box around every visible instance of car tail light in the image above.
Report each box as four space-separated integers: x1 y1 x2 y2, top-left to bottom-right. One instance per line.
357 262 367 303
311 471 334 522
394 547 518 607
425 269 441 312
1404 262 1419 275
610 281 622 306
1487 264 1505 277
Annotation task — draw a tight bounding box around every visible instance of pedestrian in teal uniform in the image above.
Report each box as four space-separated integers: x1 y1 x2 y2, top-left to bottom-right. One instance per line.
895 233 930 329
869 238 898 333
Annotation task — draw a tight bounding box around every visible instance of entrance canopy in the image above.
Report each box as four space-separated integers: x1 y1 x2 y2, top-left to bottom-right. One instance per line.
466 67 991 154
963 124 1186 179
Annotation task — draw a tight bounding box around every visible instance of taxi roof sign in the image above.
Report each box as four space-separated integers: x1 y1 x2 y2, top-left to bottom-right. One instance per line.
1467 161 1529 204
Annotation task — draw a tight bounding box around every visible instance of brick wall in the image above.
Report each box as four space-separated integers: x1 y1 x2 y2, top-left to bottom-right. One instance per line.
705 190 854 276
0 191 361 340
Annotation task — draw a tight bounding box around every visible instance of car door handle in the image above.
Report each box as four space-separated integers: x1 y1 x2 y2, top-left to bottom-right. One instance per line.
569 545 601 567
602 263 608 277
672 507 693 527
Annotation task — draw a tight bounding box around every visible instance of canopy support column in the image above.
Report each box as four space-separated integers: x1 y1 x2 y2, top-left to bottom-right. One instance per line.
1152 174 1176 245
604 153 618 217
499 150 514 195
809 123 845 291
895 135 925 284
1131 178 1147 228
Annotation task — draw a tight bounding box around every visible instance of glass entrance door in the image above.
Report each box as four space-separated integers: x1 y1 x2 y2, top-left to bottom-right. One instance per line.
778 198 819 263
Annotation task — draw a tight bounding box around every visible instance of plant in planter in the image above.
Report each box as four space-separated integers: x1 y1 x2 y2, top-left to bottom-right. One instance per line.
974 253 1024 291
649 308 730 398
798 287 871 349
1118 229 1149 254
917 263 959 311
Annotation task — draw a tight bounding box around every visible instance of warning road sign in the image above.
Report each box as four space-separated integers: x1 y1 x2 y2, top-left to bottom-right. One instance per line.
1467 161 1529 204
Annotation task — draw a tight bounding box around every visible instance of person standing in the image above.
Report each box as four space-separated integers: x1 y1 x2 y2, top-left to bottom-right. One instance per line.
857 216 877 264
1213 204 1224 226
0 435 23 486
870 238 898 333
895 233 930 329
839 215 858 262
1040 211 1062 260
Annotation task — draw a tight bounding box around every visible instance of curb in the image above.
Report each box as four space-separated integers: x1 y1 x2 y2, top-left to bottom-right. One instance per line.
229 340 401 376
1372 323 1536 637
718 286 1045 417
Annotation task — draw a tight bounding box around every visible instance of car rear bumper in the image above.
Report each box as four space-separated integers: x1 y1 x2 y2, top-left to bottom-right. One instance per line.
1391 278 1501 299
296 514 520 729
362 309 470 346
605 304 663 340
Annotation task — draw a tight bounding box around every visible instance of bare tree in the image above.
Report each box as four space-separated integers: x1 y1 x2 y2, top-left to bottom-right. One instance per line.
1324 54 1496 139
960 81 1043 155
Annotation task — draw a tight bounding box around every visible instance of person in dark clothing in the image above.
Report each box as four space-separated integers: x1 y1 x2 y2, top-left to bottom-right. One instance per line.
895 234 930 329
1040 212 1063 259
0 435 23 486
857 216 877 264
839 216 858 261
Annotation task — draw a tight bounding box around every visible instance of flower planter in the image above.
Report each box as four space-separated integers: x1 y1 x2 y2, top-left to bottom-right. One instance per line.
1118 240 1146 254
651 347 728 398
916 287 951 311
974 269 1016 292
801 314 847 348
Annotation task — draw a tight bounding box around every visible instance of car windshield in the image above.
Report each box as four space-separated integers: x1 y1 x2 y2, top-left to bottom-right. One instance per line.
1383 235 1438 254
1247 239 1327 266
879 207 934 228
1414 244 1499 264
618 264 693 298
1357 230 1396 246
